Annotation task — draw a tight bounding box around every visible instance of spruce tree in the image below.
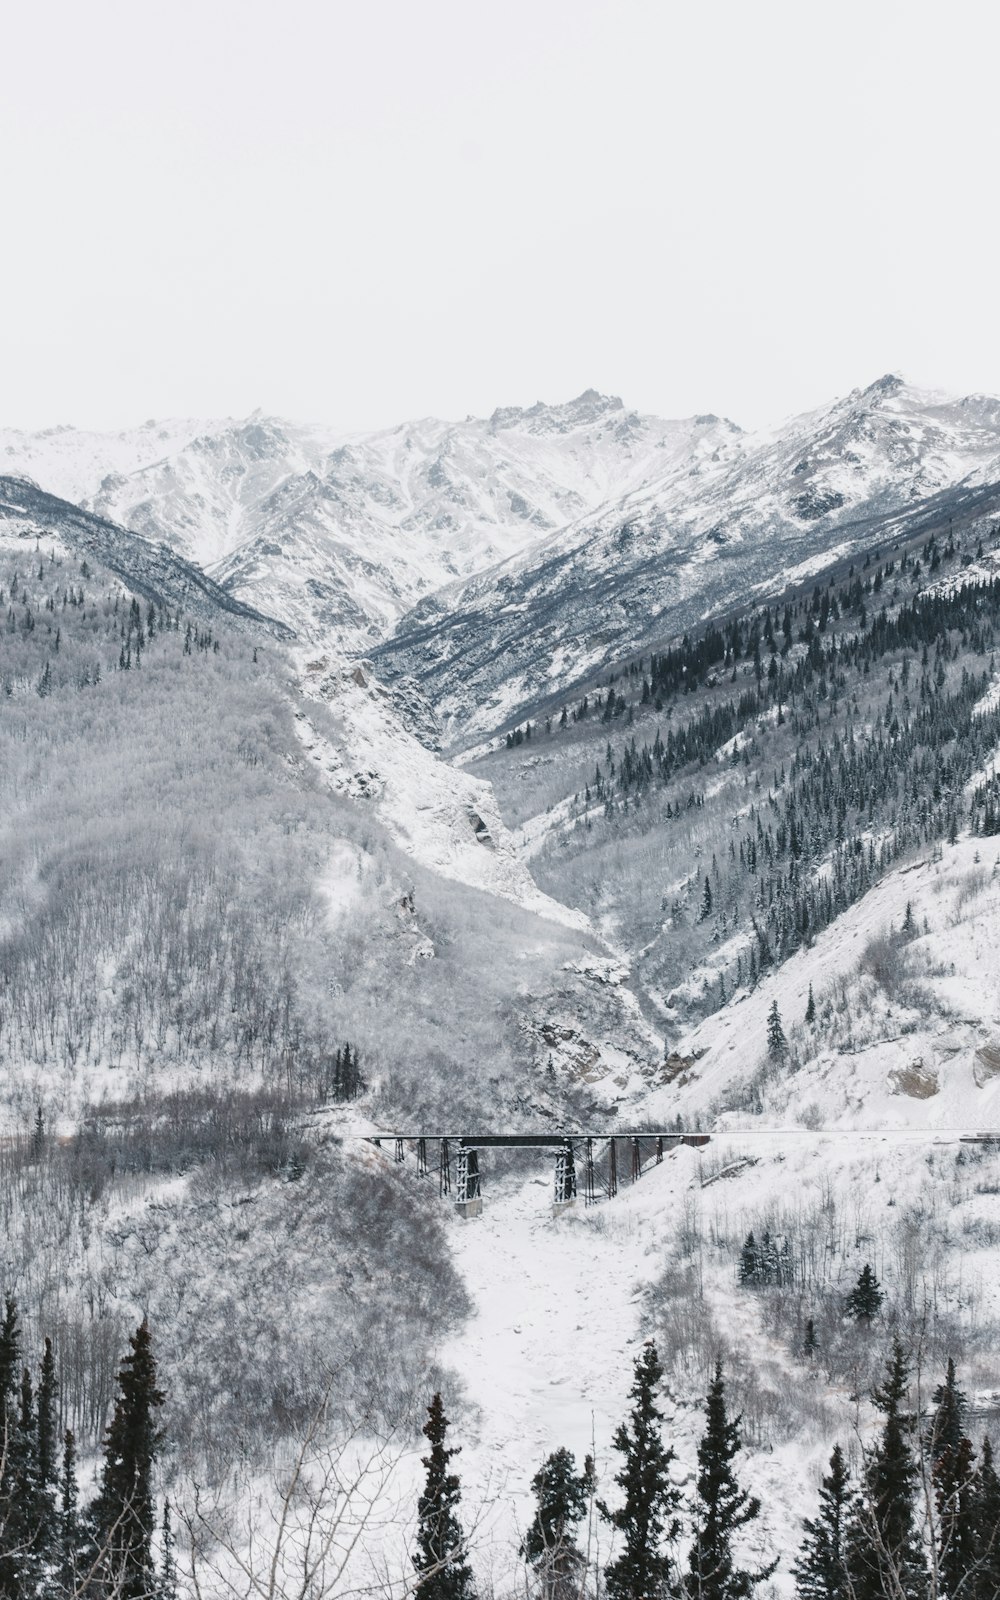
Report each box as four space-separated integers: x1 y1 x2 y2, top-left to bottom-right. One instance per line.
36 1336 58 1492
845 1340 925 1600
0 1300 40 1600
598 1341 681 1600
844 1264 883 1325
687 1361 776 1600
738 1233 759 1287
59 1429 80 1596
931 1358 967 1459
521 1447 594 1600
972 1438 1000 1599
805 984 816 1025
792 1444 850 1600
766 1001 786 1061
160 1497 179 1600
413 1393 475 1600
929 1358 977 1596
0 1295 19 1404
89 1318 165 1600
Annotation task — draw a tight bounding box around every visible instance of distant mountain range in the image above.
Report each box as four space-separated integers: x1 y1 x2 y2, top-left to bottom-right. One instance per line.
5 375 1000 740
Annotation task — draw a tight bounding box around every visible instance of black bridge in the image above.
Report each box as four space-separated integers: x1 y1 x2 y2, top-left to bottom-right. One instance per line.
370 1133 710 1210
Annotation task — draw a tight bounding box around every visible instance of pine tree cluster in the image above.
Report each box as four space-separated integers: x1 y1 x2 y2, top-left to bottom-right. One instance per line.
738 1228 793 1287
416 1344 775 1600
0 1297 173 1599
794 1342 1000 1600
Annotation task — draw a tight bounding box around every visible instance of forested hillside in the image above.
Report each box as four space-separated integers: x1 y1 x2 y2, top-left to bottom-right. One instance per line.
0 522 654 1547
473 512 1000 1037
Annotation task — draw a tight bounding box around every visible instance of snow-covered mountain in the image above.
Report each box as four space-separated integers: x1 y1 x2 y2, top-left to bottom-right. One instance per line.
9 377 1000 732
375 376 1000 743
1 393 739 650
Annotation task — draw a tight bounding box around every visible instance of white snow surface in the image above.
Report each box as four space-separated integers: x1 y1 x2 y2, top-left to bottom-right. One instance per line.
341 1119 1000 1594
294 652 589 928
648 835 1000 1133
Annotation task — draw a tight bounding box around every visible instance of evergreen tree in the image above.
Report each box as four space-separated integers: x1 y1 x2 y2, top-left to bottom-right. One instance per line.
598 1341 681 1600
844 1265 883 1325
89 1319 165 1600
0 1295 19 1405
0 1298 40 1600
766 1001 786 1061
738 1233 759 1287
805 984 816 1025
972 1438 1000 1599
687 1362 776 1600
36 1337 58 1492
803 1319 818 1359
413 1393 475 1600
792 1444 850 1600
845 1340 925 1600
930 1357 966 1460
929 1361 977 1599
160 1497 178 1600
59 1429 80 1596
521 1447 594 1600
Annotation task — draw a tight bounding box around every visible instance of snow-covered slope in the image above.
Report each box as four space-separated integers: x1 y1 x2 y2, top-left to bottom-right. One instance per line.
375 376 1000 744
293 652 589 930
0 474 290 636
0 416 220 506
644 834 1000 1135
2 393 739 650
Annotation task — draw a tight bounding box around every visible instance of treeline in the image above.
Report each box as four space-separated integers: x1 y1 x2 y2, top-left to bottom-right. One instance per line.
412 1343 777 1600
0 1299 174 1600
515 519 1000 1017
792 1343 1000 1600
413 1337 1000 1600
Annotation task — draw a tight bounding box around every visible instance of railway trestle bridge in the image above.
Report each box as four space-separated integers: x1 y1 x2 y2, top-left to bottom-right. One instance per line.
370 1133 710 1215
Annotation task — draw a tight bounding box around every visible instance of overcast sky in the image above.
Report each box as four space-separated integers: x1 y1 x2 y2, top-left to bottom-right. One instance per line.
3 0 999 433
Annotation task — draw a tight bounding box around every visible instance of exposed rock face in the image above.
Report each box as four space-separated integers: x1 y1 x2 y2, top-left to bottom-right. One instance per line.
974 1042 1000 1087
888 1060 940 1099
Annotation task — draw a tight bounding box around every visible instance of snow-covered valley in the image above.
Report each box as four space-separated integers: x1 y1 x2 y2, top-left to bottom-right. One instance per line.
4 373 1000 1596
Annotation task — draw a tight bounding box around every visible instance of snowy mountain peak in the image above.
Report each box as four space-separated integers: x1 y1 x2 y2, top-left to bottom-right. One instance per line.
489 388 627 434
6 377 1000 681
859 370 907 402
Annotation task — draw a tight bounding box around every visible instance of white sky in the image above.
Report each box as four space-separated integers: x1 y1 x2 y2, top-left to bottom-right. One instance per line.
2 0 999 433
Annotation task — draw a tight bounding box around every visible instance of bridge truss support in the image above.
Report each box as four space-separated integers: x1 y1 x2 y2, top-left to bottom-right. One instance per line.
439 1138 451 1197
455 1146 482 1216
554 1141 576 1205
584 1138 598 1205
417 1137 428 1177
607 1137 618 1198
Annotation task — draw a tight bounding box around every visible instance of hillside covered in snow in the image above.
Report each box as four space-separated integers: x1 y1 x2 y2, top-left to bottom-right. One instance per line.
4 374 1000 1597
